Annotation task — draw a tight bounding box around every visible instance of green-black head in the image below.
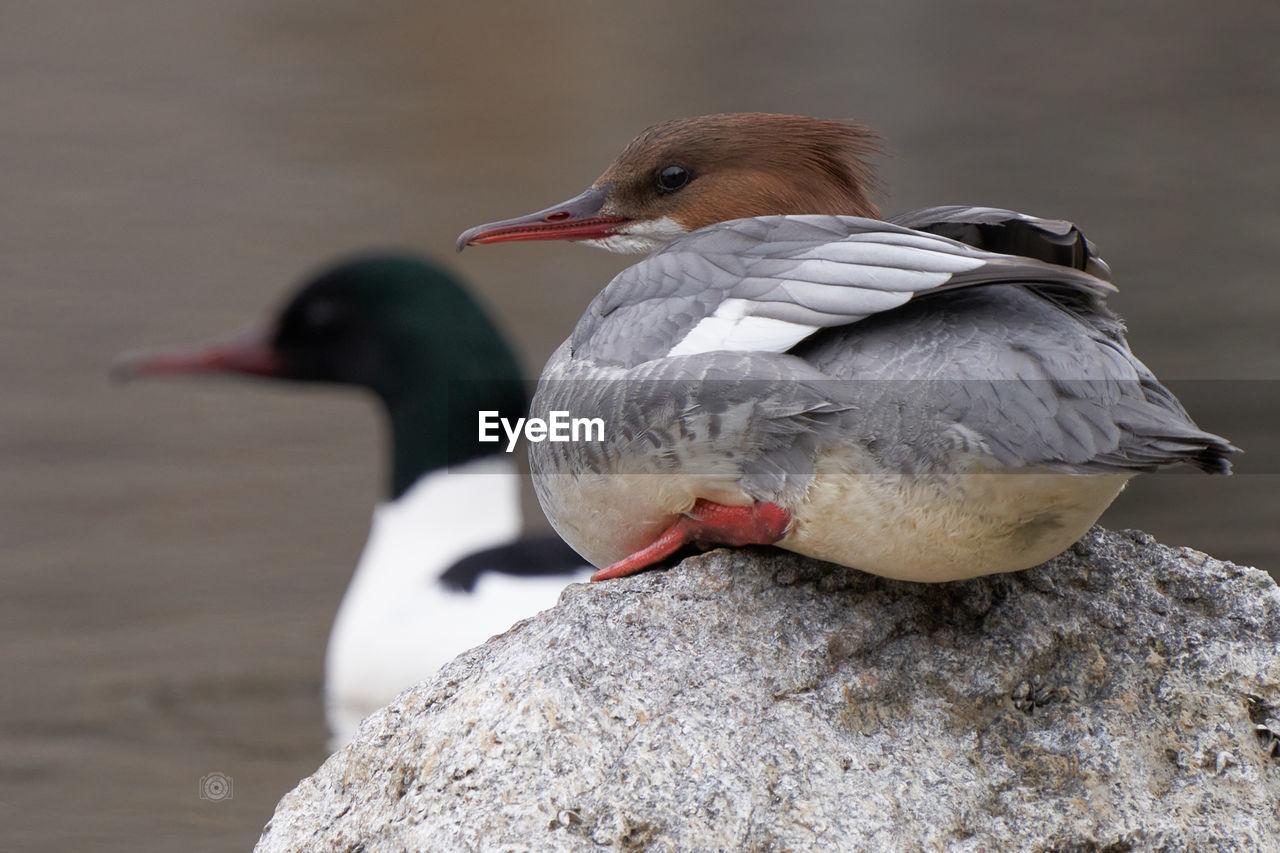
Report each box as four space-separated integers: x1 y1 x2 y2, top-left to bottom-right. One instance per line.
116 253 528 499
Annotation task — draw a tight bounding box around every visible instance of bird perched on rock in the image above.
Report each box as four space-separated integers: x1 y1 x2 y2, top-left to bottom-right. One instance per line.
457 113 1235 583
115 254 589 746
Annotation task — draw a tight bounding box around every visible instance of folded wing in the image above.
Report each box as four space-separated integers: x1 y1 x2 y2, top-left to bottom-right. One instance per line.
572 215 1114 367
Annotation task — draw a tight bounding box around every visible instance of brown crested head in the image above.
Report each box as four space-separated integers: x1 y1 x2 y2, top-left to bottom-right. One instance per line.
456 112 884 254
595 113 883 231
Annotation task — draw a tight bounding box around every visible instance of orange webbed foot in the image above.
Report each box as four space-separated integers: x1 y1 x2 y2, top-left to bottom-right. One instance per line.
590 500 791 582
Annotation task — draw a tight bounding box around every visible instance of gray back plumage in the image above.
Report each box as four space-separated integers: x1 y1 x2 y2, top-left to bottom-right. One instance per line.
534 214 1234 502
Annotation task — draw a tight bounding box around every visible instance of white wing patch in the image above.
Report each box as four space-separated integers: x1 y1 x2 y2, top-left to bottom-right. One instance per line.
791 241 988 278
785 263 953 292
667 298 818 356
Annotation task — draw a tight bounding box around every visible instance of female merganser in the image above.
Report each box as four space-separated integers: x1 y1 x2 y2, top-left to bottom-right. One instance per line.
115 254 589 746
457 113 1236 583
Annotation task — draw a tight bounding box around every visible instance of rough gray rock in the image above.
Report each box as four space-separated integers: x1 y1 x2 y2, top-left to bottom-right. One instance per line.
256 529 1280 852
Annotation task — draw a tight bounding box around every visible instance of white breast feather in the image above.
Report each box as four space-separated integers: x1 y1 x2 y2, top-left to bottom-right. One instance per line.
323 456 589 748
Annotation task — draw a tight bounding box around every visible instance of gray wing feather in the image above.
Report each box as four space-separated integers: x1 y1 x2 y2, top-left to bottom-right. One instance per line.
785 287 1235 476
573 215 1114 367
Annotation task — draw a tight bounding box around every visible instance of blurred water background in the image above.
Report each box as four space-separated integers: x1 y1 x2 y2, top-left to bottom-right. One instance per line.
1 2 1276 849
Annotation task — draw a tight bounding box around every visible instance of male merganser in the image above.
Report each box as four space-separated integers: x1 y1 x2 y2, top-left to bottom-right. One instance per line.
115 254 589 746
457 113 1236 583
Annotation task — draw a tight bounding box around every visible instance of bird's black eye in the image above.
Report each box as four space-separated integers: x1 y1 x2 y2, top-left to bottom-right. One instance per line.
655 165 690 193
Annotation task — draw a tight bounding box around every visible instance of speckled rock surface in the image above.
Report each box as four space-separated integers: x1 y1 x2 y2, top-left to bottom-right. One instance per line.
256 529 1280 852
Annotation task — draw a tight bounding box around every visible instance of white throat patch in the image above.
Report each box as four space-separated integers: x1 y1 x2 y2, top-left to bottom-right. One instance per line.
583 216 686 254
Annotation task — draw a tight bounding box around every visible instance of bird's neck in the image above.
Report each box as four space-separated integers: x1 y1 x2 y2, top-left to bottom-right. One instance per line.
383 375 526 500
